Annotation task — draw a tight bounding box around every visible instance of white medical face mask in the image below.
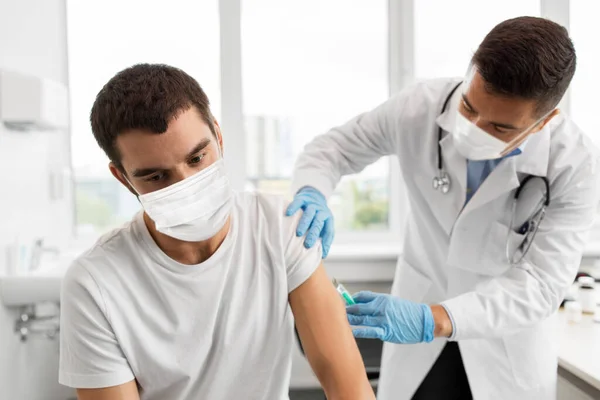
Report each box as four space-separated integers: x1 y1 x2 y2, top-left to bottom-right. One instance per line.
132 159 233 242
452 111 510 161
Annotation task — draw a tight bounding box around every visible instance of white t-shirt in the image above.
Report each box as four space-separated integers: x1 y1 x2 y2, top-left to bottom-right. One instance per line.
59 192 322 400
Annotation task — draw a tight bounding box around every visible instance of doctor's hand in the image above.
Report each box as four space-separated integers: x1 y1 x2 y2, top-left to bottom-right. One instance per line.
346 291 436 344
286 187 334 258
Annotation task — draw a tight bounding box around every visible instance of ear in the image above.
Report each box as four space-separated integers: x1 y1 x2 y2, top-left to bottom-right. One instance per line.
213 119 224 156
109 162 138 196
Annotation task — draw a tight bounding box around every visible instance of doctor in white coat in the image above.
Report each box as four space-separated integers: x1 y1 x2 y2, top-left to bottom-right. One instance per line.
286 17 600 400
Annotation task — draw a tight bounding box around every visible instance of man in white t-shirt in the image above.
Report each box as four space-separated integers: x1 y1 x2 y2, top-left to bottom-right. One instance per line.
59 63 375 400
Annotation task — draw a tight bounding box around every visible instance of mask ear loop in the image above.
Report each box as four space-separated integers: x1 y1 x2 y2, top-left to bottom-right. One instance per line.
500 110 555 157
123 174 141 197
500 128 534 157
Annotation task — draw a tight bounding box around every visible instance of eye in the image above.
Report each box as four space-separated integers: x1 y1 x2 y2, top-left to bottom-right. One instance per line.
492 125 511 134
461 100 475 114
189 153 205 165
145 173 165 182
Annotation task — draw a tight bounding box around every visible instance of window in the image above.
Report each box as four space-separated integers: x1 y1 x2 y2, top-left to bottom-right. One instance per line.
241 0 390 233
67 0 220 239
569 1 600 146
414 0 540 79
67 1 573 244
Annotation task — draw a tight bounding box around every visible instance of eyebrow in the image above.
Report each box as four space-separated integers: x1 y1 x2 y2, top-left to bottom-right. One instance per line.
185 138 212 160
131 138 212 178
461 94 518 130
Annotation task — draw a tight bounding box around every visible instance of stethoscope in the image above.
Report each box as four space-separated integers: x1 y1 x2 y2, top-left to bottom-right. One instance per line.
432 82 462 194
433 82 551 265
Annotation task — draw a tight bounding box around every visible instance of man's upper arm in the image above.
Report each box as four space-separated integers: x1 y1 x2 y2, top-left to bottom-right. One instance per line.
76 381 139 400
289 265 375 399
278 195 374 398
59 262 136 391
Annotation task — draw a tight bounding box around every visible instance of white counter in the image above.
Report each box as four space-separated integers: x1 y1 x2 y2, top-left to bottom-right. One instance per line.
557 309 600 391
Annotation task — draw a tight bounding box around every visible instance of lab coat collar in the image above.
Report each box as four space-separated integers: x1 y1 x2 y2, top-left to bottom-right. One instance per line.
438 132 468 235
459 124 552 216
513 115 555 177
435 87 467 235
435 82 462 136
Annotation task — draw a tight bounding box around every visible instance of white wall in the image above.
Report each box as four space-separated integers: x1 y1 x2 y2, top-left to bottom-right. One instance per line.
0 0 75 398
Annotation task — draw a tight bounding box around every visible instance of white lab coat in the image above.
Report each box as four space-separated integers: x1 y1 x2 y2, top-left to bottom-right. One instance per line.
291 78 600 399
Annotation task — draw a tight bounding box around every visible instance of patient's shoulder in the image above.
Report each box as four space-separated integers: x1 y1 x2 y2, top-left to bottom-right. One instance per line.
233 191 300 241
234 190 290 221
68 217 140 278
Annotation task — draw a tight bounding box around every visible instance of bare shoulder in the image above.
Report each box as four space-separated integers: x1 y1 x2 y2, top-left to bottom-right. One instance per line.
76 380 140 400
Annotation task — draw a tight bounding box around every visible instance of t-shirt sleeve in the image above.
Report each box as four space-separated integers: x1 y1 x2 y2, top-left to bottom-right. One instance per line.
59 261 135 389
283 212 324 293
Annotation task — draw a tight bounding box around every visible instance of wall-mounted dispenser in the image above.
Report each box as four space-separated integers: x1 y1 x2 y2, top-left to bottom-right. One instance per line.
0 69 69 131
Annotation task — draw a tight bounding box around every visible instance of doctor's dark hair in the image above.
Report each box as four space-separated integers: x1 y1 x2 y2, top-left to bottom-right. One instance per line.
472 16 576 116
90 63 216 171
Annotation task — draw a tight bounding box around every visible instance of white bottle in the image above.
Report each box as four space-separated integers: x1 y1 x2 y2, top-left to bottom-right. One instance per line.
565 301 583 323
578 276 597 314
2 239 21 275
4 244 17 275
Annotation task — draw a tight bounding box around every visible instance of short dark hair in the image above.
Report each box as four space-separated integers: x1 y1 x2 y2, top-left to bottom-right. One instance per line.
472 16 576 116
90 63 215 171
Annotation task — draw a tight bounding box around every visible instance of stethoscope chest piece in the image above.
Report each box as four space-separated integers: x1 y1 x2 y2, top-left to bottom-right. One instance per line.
433 172 451 194
434 82 462 195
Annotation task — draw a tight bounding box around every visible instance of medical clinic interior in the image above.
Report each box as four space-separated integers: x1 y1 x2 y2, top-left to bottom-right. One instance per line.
1 0 600 399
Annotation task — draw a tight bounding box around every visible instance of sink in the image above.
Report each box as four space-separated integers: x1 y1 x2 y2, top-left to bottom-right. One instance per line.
0 257 73 307
0 274 63 306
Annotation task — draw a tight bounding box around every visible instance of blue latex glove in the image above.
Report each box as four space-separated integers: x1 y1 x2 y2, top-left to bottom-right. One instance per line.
346 291 435 344
285 187 334 258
